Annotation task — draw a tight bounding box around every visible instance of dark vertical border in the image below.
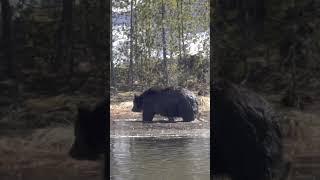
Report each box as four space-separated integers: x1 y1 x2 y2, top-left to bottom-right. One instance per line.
210 0 215 179
105 0 111 179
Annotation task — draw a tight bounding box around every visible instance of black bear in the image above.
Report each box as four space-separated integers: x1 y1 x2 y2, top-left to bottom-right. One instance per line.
69 99 107 160
212 79 290 180
132 87 198 122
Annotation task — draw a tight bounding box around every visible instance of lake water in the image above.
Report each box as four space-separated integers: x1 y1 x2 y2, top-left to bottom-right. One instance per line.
110 137 210 180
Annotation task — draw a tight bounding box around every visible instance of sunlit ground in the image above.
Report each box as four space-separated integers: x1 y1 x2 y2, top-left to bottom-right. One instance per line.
0 127 103 180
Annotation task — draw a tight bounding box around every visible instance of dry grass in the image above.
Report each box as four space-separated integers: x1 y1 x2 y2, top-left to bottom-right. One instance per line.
0 94 104 180
0 95 101 129
198 96 210 112
24 94 100 114
24 95 72 113
111 91 138 104
0 127 103 180
110 101 140 120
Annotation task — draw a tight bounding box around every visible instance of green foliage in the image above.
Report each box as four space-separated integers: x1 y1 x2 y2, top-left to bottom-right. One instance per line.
4 0 108 96
214 0 320 104
112 0 209 90
177 55 209 87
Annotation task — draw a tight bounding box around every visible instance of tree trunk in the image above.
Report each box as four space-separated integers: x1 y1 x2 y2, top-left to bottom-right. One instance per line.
100 0 109 92
111 57 115 87
1 0 14 78
177 0 182 63
161 0 168 86
180 0 186 58
128 0 134 88
56 0 73 78
66 0 74 80
80 0 89 42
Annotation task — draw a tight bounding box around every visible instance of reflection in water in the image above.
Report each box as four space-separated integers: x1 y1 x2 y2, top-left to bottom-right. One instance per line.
110 137 210 180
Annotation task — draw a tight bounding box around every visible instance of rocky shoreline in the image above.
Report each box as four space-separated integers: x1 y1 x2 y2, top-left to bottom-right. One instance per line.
111 118 210 138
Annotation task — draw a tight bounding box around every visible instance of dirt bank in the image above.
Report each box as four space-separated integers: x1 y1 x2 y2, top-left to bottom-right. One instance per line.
0 127 103 180
0 95 104 180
